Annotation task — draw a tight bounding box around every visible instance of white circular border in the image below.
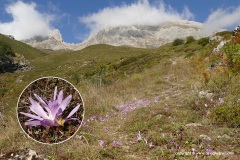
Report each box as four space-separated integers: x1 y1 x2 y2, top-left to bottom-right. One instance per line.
16 76 85 145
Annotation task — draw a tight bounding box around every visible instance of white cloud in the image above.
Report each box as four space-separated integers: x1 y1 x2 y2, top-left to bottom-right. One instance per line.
79 0 194 33
201 7 240 36
0 1 54 40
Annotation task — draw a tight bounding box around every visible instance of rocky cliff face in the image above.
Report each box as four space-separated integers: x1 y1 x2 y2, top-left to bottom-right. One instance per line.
74 20 202 50
24 20 203 51
23 29 76 50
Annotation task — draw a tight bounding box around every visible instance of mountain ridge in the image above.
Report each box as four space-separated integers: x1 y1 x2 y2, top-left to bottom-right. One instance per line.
24 20 203 51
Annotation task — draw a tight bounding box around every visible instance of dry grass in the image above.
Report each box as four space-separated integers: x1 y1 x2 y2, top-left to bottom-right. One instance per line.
0 38 240 159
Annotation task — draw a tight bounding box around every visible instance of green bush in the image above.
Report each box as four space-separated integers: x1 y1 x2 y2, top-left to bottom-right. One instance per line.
0 41 15 59
186 36 195 44
211 105 240 128
173 38 184 46
223 43 240 71
0 41 15 72
197 37 209 46
223 42 240 55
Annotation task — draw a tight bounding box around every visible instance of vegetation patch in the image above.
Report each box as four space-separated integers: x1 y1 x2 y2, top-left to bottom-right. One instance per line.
211 105 240 128
173 38 184 46
185 36 195 44
197 37 209 46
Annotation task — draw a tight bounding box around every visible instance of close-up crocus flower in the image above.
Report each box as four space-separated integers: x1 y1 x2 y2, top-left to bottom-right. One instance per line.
20 86 80 126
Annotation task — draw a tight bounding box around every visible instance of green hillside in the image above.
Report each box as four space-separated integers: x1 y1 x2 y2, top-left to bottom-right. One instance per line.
0 32 239 159
0 34 46 59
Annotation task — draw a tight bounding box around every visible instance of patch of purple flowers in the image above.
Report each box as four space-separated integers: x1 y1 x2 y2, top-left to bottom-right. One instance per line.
82 98 154 126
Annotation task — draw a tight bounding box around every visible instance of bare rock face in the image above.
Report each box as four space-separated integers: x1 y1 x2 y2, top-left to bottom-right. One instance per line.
24 20 203 51
24 29 76 50
74 20 202 50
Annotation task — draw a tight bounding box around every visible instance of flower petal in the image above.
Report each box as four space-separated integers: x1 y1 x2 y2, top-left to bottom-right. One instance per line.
51 102 61 119
59 95 72 112
44 107 51 115
29 97 49 119
48 100 54 110
33 93 48 108
41 119 59 126
57 90 63 105
25 120 41 126
66 105 80 118
20 112 43 121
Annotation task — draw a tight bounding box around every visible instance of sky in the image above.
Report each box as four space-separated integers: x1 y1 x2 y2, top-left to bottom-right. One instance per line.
0 0 240 43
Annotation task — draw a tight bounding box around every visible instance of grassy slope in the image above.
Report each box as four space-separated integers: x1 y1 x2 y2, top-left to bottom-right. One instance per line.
0 34 46 59
0 36 239 159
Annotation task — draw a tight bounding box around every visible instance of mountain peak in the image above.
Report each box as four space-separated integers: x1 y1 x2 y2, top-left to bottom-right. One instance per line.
49 29 63 42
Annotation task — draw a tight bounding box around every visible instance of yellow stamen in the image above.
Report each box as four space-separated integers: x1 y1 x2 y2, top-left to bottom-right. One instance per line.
56 118 65 126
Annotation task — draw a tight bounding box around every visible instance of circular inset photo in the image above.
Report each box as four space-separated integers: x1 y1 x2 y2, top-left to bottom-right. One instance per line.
17 77 84 144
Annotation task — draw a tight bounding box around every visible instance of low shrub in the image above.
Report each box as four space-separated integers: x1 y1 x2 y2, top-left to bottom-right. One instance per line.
223 42 240 71
186 36 195 44
211 105 240 128
197 37 209 46
0 41 15 60
173 38 184 46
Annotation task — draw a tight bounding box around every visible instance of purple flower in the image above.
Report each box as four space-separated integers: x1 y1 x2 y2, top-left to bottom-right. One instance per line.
195 100 199 106
219 98 224 104
164 107 169 111
98 140 104 146
204 103 208 107
192 148 195 152
144 138 148 144
98 116 103 122
90 116 95 121
161 133 165 138
163 145 167 149
148 142 155 148
206 148 211 155
210 98 214 103
175 143 179 149
113 140 121 147
137 131 142 142
20 86 80 126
